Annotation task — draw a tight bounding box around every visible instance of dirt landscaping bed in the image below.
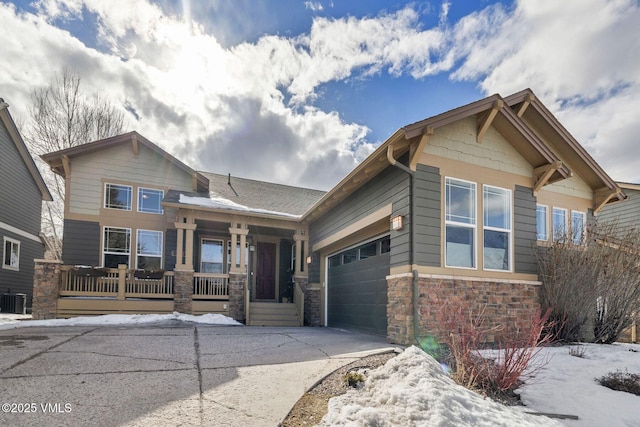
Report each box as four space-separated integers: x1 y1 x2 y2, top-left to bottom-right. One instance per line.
281 351 398 426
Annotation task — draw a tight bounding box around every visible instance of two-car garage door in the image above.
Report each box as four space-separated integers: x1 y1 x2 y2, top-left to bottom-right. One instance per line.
327 235 390 335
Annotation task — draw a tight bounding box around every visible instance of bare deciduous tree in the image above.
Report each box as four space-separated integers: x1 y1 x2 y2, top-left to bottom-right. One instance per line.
24 68 126 259
535 220 640 344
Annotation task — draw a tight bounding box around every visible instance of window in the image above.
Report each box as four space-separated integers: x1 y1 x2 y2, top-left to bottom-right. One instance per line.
103 227 131 267
359 241 377 260
445 178 476 268
552 208 568 241
571 211 586 244
138 188 164 214
536 205 549 241
201 239 223 273
2 237 20 270
342 249 358 264
105 183 132 210
483 186 511 271
136 230 163 270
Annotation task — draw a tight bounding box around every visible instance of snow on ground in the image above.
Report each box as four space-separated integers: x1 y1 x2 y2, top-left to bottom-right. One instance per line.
321 346 561 427
323 344 640 427
0 311 241 330
517 343 640 427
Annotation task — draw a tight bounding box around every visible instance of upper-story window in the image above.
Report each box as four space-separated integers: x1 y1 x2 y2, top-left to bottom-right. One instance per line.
445 177 477 269
105 183 132 210
483 185 512 271
2 237 20 271
571 211 586 244
536 205 549 241
138 188 164 214
552 207 568 241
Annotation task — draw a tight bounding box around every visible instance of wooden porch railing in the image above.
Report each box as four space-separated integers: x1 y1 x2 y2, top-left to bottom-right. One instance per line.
60 267 229 300
294 282 305 327
193 273 229 299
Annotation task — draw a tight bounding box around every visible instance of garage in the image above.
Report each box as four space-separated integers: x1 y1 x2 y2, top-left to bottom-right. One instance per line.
327 235 390 335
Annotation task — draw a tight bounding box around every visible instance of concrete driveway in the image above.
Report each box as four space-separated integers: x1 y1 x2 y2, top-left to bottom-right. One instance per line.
0 322 395 426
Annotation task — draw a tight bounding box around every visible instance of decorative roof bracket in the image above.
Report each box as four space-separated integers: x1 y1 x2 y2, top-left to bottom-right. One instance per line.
533 161 563 194
131 134 139 156
476 100 504 143
593 188 619 215
409 126 434 171
516 93 536 117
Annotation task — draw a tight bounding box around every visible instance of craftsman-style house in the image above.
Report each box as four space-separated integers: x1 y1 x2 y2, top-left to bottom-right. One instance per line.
38 89 625 344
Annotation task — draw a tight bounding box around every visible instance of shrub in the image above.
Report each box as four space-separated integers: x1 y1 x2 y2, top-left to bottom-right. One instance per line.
344 371 365 388
568 346 587 358
597 370 640 396
535 221 640 343
431 295 553 393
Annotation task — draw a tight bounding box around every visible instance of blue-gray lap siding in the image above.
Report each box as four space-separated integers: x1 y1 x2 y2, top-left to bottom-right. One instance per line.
514 185 538 275
0 110 45 308
308 164 410 283
62 219 101 266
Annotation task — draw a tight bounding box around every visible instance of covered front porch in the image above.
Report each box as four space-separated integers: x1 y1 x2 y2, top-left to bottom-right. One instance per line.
171 206 310 326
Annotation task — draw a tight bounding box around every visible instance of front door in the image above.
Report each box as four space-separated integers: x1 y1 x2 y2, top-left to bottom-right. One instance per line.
256 242 276 300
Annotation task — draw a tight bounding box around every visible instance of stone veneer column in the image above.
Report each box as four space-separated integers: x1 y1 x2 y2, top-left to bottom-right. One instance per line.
32 259 63 320
173 269 194 314
386 275 415 345
228 272 247 323
295 276 320 326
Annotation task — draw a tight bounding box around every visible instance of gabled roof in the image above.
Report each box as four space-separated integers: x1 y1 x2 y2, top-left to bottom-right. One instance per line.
164 172 325 219
303 89 624 220
504 89 625 205
41 131 209 192
0 98 52 201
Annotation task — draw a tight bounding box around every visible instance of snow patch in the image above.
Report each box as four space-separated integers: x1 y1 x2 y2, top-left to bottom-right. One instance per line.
321 346 561 427
0 312 241 330
179 193 301 218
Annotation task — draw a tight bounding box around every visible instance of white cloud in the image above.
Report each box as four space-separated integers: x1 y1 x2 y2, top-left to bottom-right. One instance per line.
1 0 638 193
305 2 324 12
448 0 640 181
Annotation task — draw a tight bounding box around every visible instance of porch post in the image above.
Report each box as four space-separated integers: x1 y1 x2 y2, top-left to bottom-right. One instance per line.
228 223 249 273
228 223 249 323
174 220 197 270
32 259 62 320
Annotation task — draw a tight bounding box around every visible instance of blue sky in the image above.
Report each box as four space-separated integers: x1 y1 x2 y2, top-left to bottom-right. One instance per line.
1 0 638 190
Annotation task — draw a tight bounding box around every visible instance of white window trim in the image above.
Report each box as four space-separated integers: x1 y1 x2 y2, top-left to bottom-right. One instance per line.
104 183 133 211
536 204 549 241
482 185 513 272
552 207 568 241
2 236 20 271
136 229 163 269
137 187 164 214
571 210 587 244
200 238 224 273
102 226 132 268
444 177 477 270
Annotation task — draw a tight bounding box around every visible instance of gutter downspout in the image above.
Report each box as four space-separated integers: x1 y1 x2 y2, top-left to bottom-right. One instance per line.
387 145 421 346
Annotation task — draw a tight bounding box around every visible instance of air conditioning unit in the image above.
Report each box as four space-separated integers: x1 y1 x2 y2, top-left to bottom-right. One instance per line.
0 293 26 314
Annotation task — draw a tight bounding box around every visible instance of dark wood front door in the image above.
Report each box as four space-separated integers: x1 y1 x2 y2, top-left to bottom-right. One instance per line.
256 242 276 300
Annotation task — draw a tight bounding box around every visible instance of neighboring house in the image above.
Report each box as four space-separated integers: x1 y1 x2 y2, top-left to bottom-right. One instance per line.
0 98 53 312
39 89 625 344
599 182 640 230
599 182 640 343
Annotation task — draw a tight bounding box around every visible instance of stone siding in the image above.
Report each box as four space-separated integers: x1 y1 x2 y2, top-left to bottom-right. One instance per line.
173 269 194 314
32 260 62 320
296 277 320 326
228 272 247 323
387 274 541 345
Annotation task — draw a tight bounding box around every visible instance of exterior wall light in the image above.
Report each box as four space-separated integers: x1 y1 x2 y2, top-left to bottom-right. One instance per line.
306 256 312 264
391 215 404 231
